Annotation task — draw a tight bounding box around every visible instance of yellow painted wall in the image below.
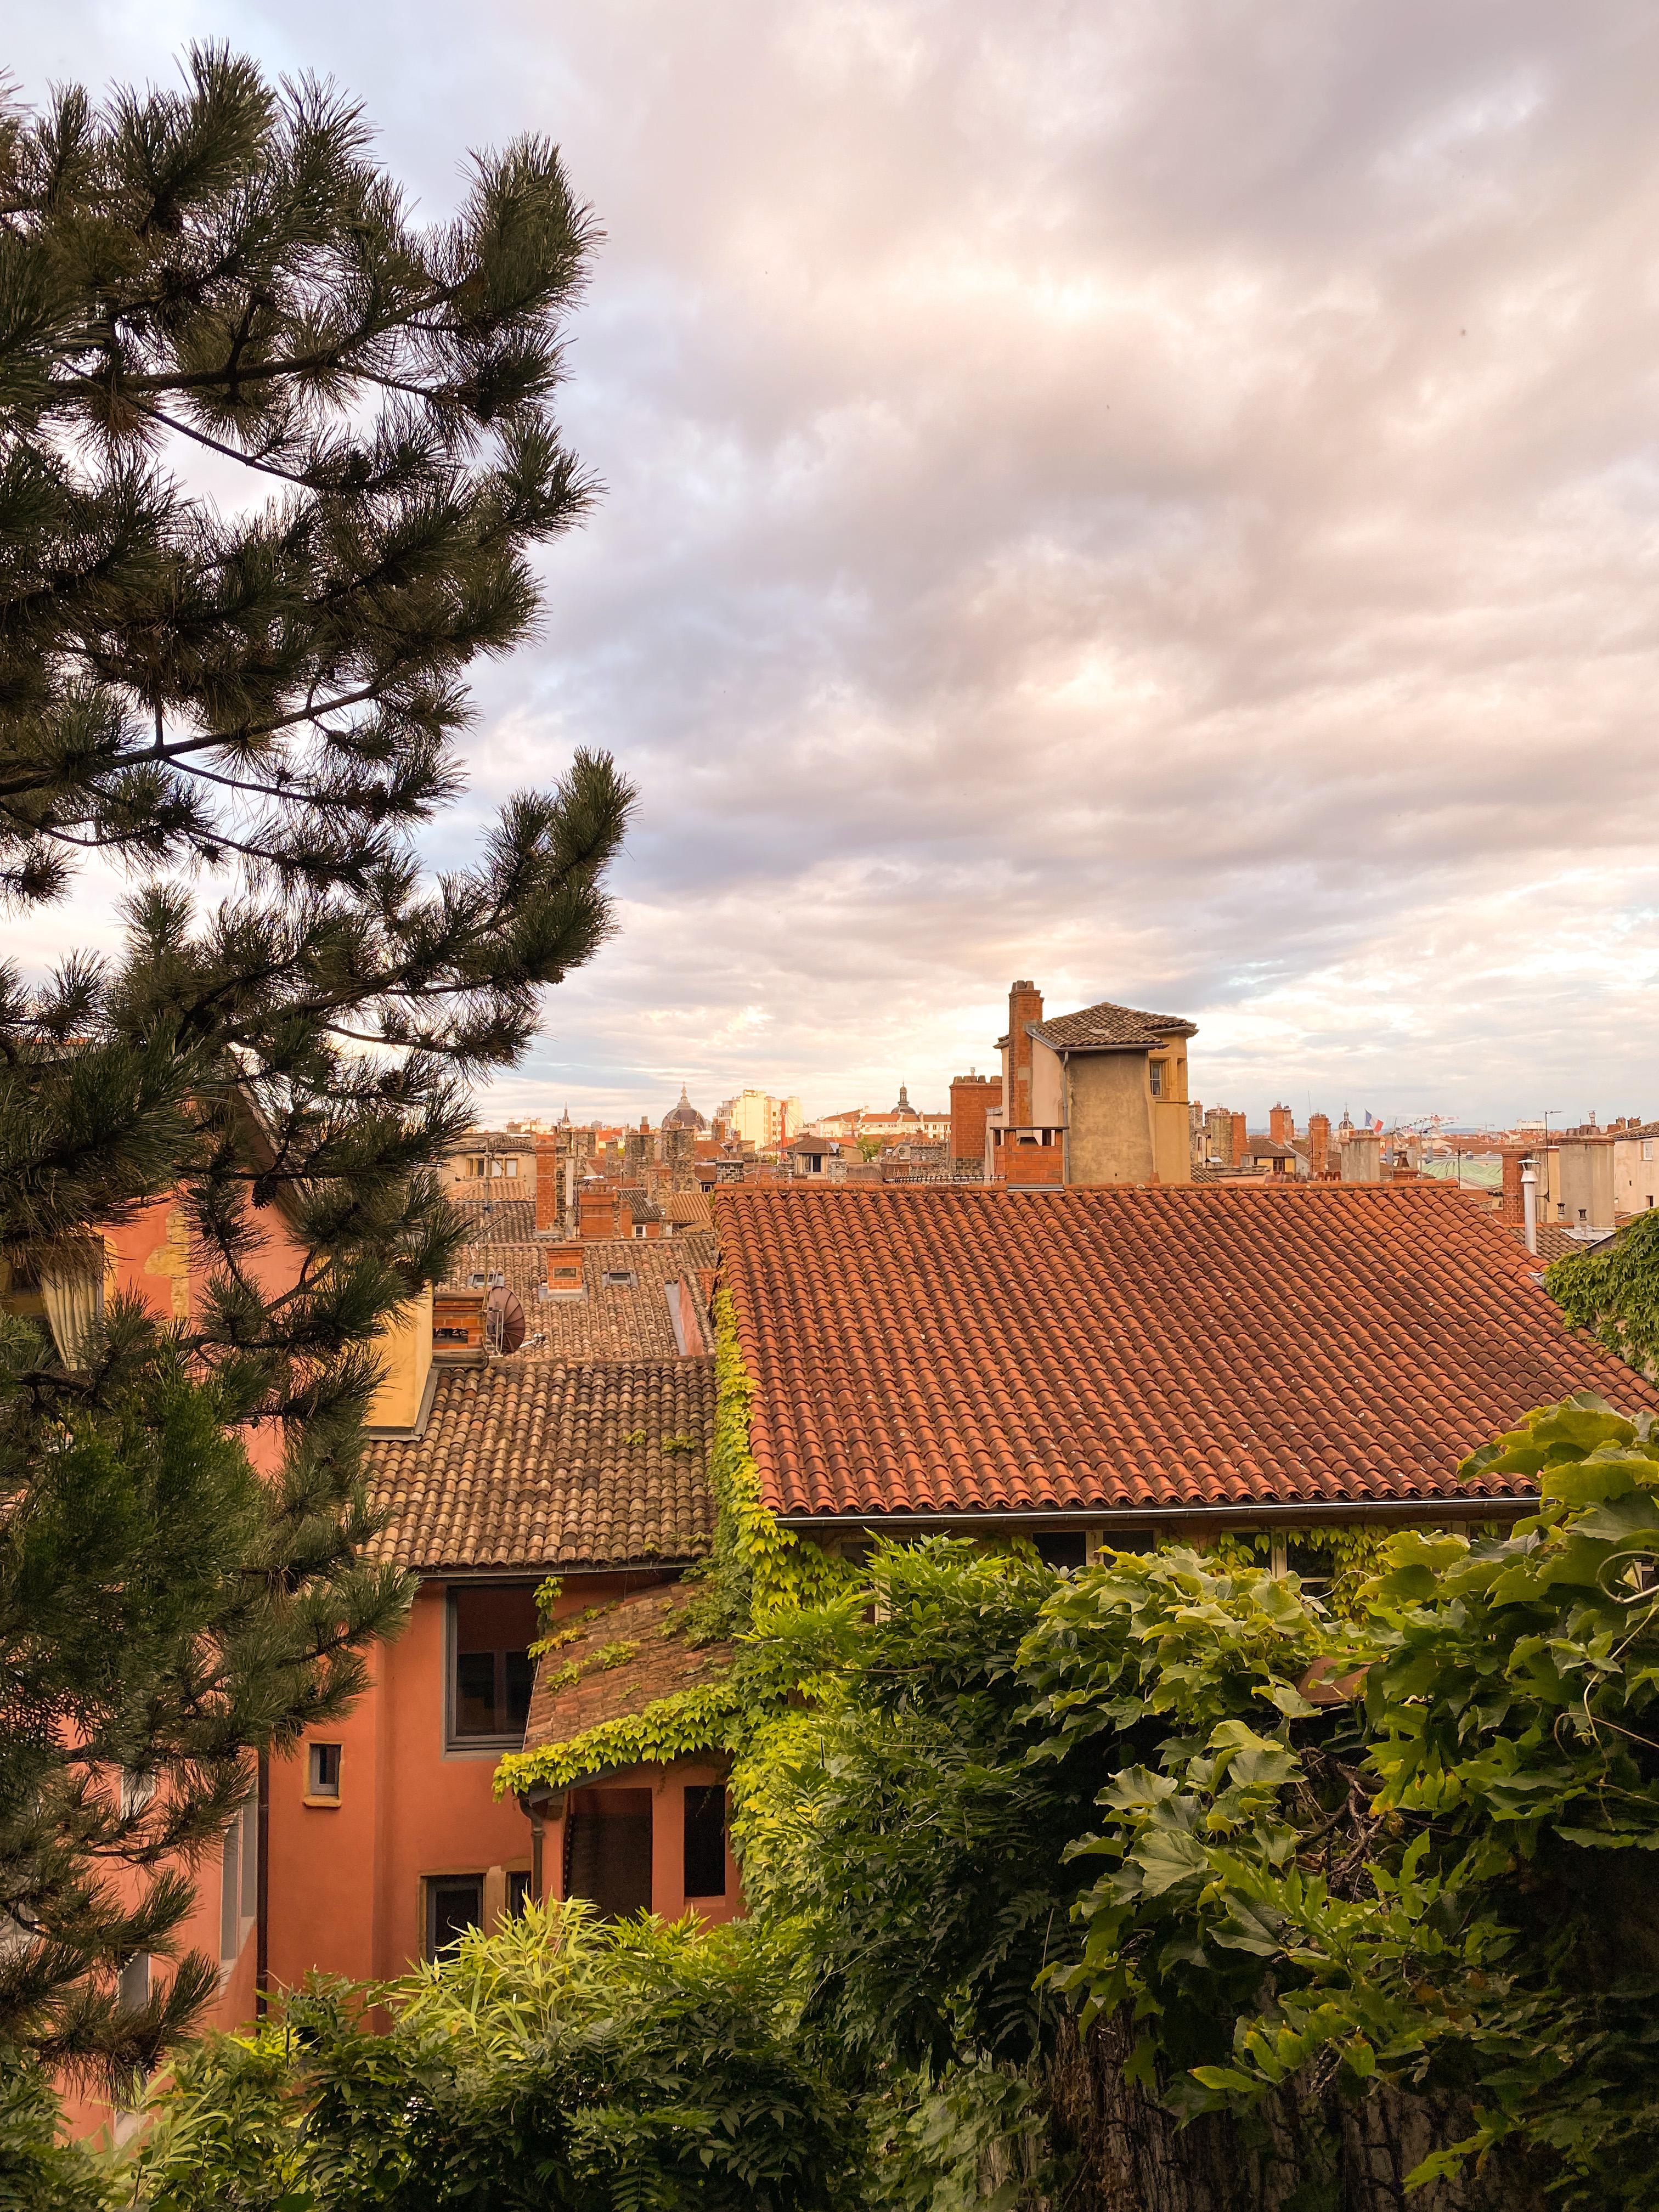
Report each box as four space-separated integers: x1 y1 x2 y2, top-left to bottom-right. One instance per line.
365 1286 434 1431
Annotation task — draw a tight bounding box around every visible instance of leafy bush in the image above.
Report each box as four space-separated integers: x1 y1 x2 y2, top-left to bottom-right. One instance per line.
740 1397 1659 2207
128 1903 854 2211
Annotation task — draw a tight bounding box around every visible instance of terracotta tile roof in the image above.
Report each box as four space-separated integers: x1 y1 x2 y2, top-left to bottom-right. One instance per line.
362 1359 715 1572
522 1582 733 1756
714 1183 1659 1523
1028 998 1198 1051
441 1230 717 1360
450 1197 537 1238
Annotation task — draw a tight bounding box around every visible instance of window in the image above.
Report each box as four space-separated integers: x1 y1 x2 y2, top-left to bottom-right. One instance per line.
684 1786 728 1899
448 1585 539 1746
565 1788 653 1918
506 1868 533 1917
490 1158 504 1177
468 1271 486 1288
426 1875 483 1957
220 1823 241 1966
504 1158 519 1177
117 1953 150 2013
1149 1059 1165 1099
465 1156 484 1178
1645 1141 1654 1162
487 1270 505 1287
120 1768 157 1818
1034 1531 1087 1573
307 1742 342 1801
220 1785 259 1968
604 1269 636 1287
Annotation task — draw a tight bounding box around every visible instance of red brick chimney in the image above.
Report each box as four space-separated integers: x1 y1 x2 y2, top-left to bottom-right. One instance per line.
1269 1103 1294 1145
950 1072 999 1164
1307 1113 1330 1177
1007 980 1043 1126
578 1183 616 1240
534 1135 562 1231
1231 1110 1248 1166
1499 1148 1525 1225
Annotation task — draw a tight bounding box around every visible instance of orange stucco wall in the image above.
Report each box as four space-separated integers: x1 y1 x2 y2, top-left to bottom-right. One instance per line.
266 1570 731 1988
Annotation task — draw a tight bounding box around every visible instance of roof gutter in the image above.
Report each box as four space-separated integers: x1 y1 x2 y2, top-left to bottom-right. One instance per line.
775 1495 1539 1533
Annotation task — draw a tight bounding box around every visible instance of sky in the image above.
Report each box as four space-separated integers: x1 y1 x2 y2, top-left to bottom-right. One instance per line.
11 2 1659 1130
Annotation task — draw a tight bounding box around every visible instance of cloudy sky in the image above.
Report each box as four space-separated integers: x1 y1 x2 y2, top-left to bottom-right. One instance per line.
12 3 1659 1128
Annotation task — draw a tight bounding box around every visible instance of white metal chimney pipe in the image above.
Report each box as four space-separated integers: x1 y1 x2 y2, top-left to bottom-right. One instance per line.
1521 1159 1538 1257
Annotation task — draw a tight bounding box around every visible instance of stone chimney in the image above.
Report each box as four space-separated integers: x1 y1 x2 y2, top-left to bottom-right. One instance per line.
534 1135 562 1232
1307 1113 1331 1177
1269 1103 1294 1145
1341 1131 1381 1184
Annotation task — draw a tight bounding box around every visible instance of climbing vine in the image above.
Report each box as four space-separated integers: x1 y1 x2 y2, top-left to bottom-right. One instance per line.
1548 1207 1659 1374
494 1294 854 1799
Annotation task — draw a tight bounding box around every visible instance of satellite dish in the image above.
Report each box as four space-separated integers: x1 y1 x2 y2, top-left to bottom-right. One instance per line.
485 1285 526 1355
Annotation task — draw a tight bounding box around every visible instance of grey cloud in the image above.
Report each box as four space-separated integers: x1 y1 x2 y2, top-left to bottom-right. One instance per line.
11 1 1659 1125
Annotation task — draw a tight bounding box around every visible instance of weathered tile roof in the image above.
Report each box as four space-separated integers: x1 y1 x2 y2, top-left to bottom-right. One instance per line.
440 1230 717 1360
522 1581 733 1757
714 1183 1659 1522
1028 998 1198 1051
450 1197 537 1239
362 1359 716 1572
661 1190 714 1229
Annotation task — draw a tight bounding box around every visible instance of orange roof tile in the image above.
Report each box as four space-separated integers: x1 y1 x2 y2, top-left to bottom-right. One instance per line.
713 1183 1659 1523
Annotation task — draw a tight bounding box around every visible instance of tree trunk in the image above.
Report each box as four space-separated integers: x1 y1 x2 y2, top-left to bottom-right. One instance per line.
1040 2013 1551 2212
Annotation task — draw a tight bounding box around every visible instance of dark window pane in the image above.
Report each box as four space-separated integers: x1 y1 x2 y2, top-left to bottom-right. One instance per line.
506 1869 532 1917
427 1876 483 1956
453 1650 499 1736
504 1649 534 1733
451 1585 540 1741
565 1788 653 1918
683 1785 727 1898
1035 1531 1087 1573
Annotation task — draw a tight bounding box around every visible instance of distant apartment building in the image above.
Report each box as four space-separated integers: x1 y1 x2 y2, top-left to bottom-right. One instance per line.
442 1131 539 1200
720 1089 803 1149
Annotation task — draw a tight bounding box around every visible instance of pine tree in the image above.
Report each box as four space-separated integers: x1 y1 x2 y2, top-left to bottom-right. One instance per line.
0 48 632 2084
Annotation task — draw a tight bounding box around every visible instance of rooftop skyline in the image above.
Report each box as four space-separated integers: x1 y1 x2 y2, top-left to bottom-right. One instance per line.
14 4 1659 1129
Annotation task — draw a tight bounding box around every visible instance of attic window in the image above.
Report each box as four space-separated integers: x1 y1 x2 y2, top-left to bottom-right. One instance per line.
487 1271 505 1287
468 1272 486 1288
605 1269 636 1288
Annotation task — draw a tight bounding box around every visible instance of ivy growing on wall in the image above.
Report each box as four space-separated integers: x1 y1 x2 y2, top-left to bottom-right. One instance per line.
494 1294 855 1799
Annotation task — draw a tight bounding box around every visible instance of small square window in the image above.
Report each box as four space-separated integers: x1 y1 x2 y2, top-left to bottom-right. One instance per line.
469 1272 486 1288
505 1158 520 1177
605 1270 636 1287
308 1743 342 1800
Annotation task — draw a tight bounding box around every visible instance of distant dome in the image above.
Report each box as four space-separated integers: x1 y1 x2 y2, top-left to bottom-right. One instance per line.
662 1084 707 1132
891 1082 919 1120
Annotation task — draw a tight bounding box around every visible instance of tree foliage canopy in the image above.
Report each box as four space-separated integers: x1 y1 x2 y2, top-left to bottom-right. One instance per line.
0 48 629 2081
